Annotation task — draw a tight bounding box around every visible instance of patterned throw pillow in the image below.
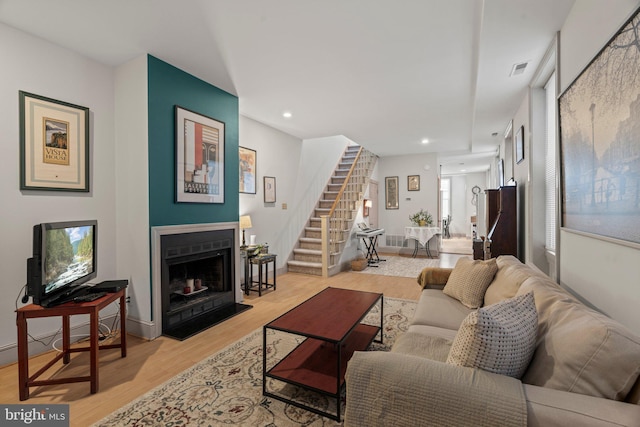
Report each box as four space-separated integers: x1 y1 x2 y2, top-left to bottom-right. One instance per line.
446 291 538 379
443 257 498 309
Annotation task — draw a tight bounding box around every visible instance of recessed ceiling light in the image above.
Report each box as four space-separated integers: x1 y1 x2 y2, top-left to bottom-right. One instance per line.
282 111 292 119
421 138 429 144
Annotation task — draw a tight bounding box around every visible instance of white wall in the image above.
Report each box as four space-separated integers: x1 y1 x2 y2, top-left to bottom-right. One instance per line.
0 23 118 364
238 115 303 269
238 117 350 270
114 55 151 331
559 0 640 333
377 154 439 241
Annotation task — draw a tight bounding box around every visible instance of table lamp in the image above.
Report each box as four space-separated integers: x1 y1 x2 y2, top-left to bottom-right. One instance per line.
364 199 372 217
239 215 253 247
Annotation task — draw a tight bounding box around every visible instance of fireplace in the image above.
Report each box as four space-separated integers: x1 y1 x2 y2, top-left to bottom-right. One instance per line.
155 225 251 340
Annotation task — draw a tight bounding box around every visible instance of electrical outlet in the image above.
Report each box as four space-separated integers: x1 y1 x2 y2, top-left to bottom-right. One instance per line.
282 203 287 210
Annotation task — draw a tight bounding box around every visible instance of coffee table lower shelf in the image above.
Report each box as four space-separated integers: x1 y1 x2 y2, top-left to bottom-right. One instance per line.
263 323 380 421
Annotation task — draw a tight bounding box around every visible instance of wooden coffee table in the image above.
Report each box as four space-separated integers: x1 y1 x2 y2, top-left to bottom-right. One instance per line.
263 287 383 421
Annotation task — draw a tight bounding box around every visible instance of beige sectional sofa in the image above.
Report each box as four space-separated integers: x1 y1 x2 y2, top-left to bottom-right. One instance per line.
344 255 640 426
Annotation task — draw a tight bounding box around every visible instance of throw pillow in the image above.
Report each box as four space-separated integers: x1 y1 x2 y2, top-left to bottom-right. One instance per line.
442 257 498 309
446 291 538 379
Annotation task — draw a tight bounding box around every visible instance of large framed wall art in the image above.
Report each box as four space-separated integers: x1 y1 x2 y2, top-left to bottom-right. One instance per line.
239 146 256 194
175 106 225 203
19 91 90 192
559 7 640 245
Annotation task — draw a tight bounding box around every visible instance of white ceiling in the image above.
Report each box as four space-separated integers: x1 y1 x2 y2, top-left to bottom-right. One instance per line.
0 0 575 174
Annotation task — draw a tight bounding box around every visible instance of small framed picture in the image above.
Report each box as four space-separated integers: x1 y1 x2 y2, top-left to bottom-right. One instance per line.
385 176 399 209
19 91 90 192
264 176 276 203
515 125 524 164
408 175 420 191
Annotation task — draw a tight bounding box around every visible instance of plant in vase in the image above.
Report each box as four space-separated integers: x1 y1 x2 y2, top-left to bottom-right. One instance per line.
409 209 433 227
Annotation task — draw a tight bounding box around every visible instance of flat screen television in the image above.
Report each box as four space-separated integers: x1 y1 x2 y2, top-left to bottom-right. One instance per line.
27 220 97 307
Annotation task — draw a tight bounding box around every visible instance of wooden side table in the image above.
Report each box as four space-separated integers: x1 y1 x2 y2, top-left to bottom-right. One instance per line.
247 254 277 296
16 289 127 400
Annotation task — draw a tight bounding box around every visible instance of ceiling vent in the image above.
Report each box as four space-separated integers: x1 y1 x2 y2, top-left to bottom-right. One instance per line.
510 61 529 76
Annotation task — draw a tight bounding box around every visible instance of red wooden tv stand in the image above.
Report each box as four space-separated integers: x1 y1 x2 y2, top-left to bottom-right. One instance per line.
16 289 127 400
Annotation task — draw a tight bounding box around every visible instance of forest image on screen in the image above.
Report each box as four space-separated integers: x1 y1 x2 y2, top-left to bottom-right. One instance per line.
44 226 94 294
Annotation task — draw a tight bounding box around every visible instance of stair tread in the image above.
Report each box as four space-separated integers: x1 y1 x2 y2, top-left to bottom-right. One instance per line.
287 260 323 268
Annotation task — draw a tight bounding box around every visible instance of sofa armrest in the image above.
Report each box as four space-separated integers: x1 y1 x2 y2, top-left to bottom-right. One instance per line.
416 266 452 289
344 351 527 427
523 384 640 427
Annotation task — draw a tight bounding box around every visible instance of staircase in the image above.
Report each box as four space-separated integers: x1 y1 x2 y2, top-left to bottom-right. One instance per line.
287 145 377 276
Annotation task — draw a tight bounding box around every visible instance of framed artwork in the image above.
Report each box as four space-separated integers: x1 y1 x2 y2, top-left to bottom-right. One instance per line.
515 125 524 164
408 175 420 191
264 176 276 203
559 7 640 245
175 106 225 203
239 146 256 194
19 91 90 192
385 176 399 209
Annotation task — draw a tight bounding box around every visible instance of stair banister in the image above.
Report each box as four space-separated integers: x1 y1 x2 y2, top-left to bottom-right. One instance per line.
321 147 364 277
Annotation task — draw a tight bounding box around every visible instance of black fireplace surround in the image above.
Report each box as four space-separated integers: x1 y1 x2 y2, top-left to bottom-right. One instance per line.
160 228 251 340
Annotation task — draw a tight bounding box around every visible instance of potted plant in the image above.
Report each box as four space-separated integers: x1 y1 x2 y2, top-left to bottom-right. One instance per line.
409 209 433 227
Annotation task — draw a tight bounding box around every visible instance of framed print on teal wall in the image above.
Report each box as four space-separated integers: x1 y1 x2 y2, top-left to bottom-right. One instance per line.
175 106 225 203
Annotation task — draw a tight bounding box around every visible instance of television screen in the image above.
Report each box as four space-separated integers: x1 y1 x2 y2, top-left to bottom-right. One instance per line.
28 220 97 306
43 223 95 296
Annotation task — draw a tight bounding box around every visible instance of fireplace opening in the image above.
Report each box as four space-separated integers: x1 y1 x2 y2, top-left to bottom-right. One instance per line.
160 228 251 340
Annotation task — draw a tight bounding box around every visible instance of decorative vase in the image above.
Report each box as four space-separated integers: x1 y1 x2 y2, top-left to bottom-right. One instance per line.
419 220 426 226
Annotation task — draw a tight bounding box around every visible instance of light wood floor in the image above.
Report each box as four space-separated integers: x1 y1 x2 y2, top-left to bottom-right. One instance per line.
0 254 461 426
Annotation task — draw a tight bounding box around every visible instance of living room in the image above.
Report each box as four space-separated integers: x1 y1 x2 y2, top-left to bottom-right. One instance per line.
1 0 640 425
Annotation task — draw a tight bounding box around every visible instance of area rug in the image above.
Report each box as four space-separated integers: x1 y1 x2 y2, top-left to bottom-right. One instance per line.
353 255 440 278
93 297 416 426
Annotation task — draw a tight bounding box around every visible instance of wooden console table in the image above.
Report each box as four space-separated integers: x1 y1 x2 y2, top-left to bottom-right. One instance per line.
16 289 127 400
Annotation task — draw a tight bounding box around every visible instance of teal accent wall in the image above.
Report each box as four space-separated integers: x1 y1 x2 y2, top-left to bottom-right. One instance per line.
147 55 239 227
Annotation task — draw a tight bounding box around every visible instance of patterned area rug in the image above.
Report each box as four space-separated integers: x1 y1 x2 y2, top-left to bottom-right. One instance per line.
354 255 440 278
93 297 416 426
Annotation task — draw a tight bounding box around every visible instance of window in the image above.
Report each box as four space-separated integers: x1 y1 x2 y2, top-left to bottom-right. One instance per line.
545 72 557 252
441 177 451 220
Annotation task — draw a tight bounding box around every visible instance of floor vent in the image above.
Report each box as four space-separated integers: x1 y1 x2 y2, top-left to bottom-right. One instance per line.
385 235 410 248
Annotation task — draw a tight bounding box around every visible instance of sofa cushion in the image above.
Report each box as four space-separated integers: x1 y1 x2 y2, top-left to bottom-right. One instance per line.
411 289 474 330
446 291 538 379
518 277 640 401
392 330 452 362
483 259 537 306
443 257 498 309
